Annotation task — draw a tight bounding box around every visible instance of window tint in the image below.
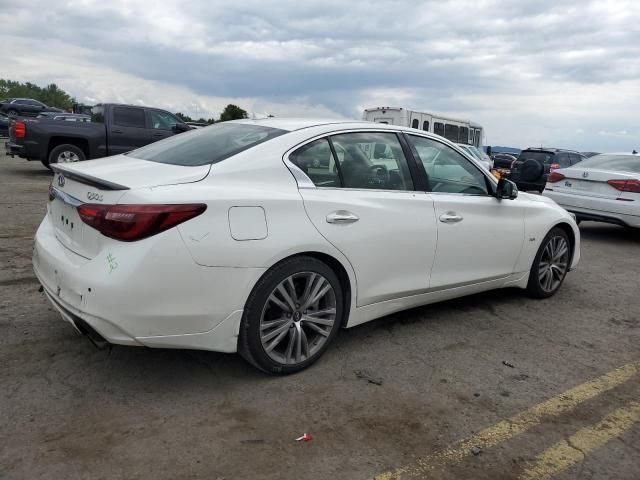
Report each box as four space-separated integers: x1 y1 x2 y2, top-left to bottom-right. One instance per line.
555 153 571 168
408 135 488 195
569 153 583 165
91 106 105 123
13 99 28 105
149 110 179 130
422 121 429 131
434 122 444 137
289 138 339 188
127 123 286 166
113 107 146 128
459 126 469 144
444 124 459 142
411 119 419 129
330 132 414 191
518 151 553 163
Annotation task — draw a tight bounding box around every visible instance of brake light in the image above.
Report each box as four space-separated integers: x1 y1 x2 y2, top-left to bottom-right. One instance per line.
13 120 26 138
547 171 566 183
77 203 206 241
549 163 561 170
607 179 640 193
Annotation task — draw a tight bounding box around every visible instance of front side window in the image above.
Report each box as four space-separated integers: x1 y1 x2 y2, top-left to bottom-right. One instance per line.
289 138 339 187
127 123 286 166
113 107 146 128
149 110 179 130
330 132 414 191
411 119 419 129
408 135 488 195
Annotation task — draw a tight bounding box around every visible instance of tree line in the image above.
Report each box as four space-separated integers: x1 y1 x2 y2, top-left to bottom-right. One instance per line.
1 79 250 122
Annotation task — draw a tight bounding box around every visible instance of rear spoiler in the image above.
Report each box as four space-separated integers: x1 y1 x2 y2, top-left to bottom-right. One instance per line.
51 165 129 191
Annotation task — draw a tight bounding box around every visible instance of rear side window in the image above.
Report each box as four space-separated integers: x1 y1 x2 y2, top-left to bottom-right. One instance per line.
555 153 571 168
411 119 419 129
422 121 429 131
113 107 146 128
434 122 444 137
289 138 339 187
444 124 459 142
569 153 583 165
459 126 468 144
127 123 286 166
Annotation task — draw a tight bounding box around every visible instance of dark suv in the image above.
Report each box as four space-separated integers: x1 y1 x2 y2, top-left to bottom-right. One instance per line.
0 98 64 117
509 148 586 193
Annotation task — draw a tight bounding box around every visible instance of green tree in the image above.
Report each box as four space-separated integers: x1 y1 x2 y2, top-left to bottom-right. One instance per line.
0 79 74 110
219 104 248 122
175 112 193 123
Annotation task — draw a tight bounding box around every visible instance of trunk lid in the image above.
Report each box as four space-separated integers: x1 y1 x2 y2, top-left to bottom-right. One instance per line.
49 156 210 258
550 167 636 199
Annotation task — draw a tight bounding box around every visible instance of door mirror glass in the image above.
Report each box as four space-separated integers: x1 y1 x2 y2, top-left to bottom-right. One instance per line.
172 123 191 132
495 178 518 199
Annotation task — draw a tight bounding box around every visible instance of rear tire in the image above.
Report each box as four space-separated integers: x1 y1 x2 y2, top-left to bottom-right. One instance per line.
48 144 86 165
238 256 344 374
6 109 18 117
527 227 571 298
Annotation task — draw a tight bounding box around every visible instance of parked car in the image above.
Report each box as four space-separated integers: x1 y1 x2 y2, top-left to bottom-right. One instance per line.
36 112 91 122
0 98 64 117
581 152 600 158
544 152 640 228
5 103 191 169
509 148 587 193
0 112 8 137
456 143 492 170
492 153 517 170
186 121 208 129
34 119 580 374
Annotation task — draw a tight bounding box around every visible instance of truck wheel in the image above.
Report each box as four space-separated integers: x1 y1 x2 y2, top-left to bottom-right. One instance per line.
49 144 86 165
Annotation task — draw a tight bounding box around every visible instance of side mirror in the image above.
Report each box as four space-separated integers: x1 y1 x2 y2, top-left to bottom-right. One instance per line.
172 123 191 133
495 178 518 200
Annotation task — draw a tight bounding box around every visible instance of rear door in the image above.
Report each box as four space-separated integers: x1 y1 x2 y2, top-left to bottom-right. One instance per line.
108 106 149 155
288 131 438 307
407 134 524 288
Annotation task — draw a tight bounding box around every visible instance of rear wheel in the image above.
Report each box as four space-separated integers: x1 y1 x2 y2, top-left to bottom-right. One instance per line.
527 227 571 298
48 144 86 165
238 256 344 374
6 109 18 117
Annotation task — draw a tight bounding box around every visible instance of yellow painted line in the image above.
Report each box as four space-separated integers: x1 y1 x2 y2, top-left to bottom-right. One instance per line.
519 401 640 480
376 361 640 480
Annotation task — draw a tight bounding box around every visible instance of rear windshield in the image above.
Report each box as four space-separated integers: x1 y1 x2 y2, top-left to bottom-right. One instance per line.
126 123 287 166
518 151 554 163
578 155 640 173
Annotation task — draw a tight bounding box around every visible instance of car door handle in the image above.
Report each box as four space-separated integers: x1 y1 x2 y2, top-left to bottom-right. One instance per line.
326 211 359 224
152 132 165 137
112 129 124 134
439 212 463 223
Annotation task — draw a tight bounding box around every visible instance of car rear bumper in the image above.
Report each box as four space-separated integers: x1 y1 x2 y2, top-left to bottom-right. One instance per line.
33 214 265 352
544 190 640 228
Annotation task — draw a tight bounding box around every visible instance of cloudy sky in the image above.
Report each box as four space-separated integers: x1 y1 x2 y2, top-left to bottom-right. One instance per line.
1 0 639 150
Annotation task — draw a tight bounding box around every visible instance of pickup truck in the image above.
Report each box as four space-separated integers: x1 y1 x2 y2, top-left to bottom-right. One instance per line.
5 103 191 169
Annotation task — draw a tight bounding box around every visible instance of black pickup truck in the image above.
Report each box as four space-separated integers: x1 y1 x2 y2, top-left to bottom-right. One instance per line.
5 103 191 168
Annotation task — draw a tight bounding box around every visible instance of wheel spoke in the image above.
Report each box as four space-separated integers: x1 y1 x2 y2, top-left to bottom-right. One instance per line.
268 293 291 313
276 284 297 312
295 324 302 363
305 321 331 337
260 317 289 331
265 327 290 353
302 315 334 327
306 308 336 318
284 328 295 364
262 319 292 343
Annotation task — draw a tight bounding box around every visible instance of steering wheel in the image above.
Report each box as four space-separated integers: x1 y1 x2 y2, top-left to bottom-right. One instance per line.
368 164 389 185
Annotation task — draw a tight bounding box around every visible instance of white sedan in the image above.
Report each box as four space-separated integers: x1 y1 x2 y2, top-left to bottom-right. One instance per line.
34 119 580 374
543 152 640 228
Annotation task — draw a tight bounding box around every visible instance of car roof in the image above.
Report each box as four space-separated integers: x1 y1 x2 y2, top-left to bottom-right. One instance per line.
232 118 401 132
594 152 639 156
522 147 582 154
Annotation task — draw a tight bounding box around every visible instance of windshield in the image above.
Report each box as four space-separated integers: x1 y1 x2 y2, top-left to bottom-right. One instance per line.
126 123 287 166
578 154 640 173
518 151 553 163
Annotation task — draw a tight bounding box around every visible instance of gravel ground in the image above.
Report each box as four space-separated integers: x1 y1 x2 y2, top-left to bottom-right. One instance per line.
1 151 638 480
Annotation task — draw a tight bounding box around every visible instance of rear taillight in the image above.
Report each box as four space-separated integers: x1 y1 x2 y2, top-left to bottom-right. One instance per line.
77 203 206 241
607 179 640 193
13 120 26 138
547 171 566 183
549 163 561 170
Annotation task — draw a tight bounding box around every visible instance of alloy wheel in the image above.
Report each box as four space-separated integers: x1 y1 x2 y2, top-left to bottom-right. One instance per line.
538 235 569 293
259 271 336 366
57 151 81 163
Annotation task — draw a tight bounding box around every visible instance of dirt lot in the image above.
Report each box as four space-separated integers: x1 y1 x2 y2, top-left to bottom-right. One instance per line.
1 150 638 480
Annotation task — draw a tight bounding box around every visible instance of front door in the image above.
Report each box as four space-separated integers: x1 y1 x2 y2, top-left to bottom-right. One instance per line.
288 131 437 306
407 134 524 288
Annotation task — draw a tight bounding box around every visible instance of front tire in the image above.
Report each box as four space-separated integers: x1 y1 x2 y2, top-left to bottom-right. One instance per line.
238 256 344 374
527 227 571 298
48 144 86 165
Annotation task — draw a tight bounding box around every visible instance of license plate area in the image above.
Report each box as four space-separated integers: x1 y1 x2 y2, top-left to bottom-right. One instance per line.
50 198 85 248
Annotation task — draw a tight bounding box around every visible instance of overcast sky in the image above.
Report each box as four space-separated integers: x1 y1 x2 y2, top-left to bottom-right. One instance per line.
1 0 639 150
